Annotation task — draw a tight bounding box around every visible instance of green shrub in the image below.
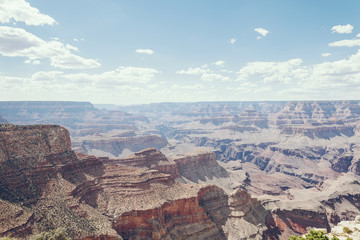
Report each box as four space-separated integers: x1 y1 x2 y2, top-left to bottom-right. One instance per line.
288 229 347 240
343 226 353 234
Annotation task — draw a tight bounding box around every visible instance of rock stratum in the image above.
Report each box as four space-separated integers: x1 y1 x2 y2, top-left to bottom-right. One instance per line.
0 124 251 239
0 101 168 158
2 124 360 240
119 100 360 239
2 101 360 239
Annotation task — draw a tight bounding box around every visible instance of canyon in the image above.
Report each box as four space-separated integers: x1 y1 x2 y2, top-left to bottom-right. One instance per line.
0 124 258 239
1 100 360 239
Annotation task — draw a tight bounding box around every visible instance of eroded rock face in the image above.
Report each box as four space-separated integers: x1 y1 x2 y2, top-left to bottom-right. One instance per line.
0 101 157 156
174 152 229 183
80 135 168 158
259 176 360 239
3 99 360 240
265 209 330 239
114 186 228 240
0 124 232 240
0 101 95 128
0 124 73 202
224 188 269 239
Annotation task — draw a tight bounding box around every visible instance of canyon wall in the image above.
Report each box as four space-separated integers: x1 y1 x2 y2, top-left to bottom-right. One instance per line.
0 124 232 240
2 101 360 239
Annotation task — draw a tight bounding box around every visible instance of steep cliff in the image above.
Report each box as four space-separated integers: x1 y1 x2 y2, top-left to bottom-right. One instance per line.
223 188 269 240
79 135 168 158
0 124 73 202
174 152 229 183
0 124 116 239
0 101 149 139
0 124 232 240
114 185 228 240
261 175 360 239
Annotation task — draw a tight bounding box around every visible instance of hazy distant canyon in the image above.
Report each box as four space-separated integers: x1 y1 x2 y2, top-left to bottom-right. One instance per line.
1 100 360 239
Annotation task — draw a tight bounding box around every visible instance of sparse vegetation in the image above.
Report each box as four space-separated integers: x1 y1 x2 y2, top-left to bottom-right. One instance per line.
288 230 342 240
30 228 71 240
343 226 353 234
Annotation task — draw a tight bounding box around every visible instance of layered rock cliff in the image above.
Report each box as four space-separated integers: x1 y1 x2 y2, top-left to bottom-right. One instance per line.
0 124 232 240
174 152 229 183
78 135 168 158
2 100 360 239
260 175 360 239
0 124 73 202
0 101 168 160
0 101 150 139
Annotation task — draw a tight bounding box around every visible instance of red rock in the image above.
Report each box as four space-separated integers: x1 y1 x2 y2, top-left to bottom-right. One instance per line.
265 209 330 239
0 125 228 240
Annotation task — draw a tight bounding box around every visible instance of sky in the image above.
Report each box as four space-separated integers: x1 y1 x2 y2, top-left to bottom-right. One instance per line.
1 0 360 105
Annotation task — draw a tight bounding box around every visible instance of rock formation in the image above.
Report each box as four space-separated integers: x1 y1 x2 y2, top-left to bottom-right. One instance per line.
0 124 232 240
77 135 168 158
328 215 360 239
2 100 360 239
0 101 149 139
0 101 167 158
118 100 360 239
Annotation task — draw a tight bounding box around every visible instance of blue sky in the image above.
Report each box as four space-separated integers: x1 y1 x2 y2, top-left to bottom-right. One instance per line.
1 0 360 104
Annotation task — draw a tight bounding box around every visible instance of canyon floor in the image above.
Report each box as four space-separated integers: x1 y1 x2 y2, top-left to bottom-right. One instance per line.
1 100 360 239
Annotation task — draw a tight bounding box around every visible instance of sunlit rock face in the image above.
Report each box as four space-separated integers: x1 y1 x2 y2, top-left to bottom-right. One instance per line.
0 125 231 240
0 101 168 159
79 135 168 158
2 100 360 239
118 100 360 239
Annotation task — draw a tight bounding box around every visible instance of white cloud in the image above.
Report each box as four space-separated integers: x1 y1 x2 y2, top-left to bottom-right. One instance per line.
235 49 360 96
312 50 360 76
322 53 332 57
24 59 40 65
329 38 360 47
254 27 269 39
0 26 100 69
176 67 209 75
231 82 270 94
135 49 154 55
230 38 236 44
331 24 353 34
357 33 360 38
201 73 230 82
0 0 56 26
238 58 303 83
65 66 160 86
172 84 204 90
177 65 231 82
51 53 100 69
221 69 233 73
31 71 63 82
0 66 161 102
73 38 79 42
65 44 79 52
213 60 225 67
